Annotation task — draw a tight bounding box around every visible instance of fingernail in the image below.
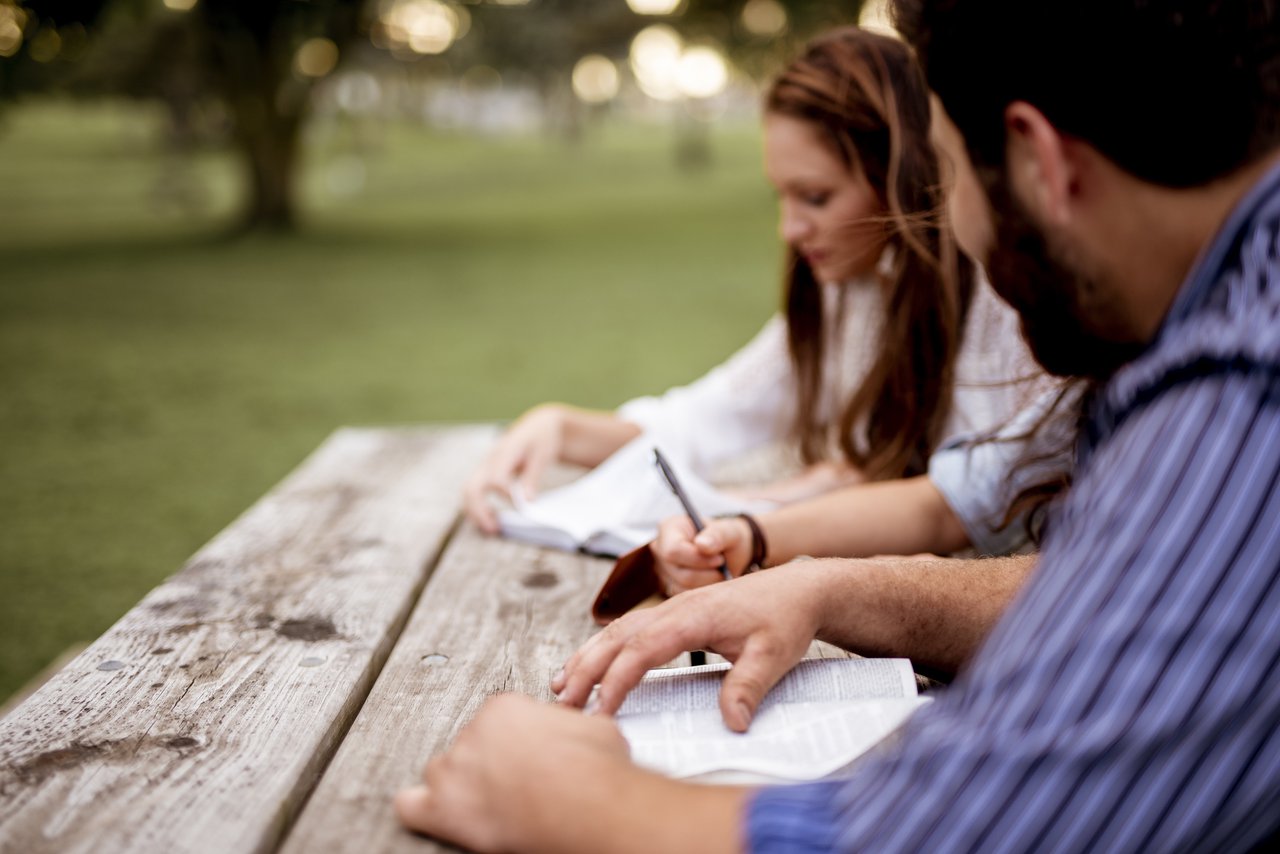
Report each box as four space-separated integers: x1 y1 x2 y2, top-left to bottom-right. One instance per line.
734 701 752 730
584 697 599 715
552 668 565 686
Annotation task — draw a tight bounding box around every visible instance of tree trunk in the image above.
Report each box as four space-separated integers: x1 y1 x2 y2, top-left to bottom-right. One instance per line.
197 2 363 235
236 103 302 232
202 14 304 234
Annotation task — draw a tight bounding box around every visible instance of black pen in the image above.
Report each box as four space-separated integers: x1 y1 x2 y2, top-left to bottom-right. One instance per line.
653 448 731 581
653 448 729 669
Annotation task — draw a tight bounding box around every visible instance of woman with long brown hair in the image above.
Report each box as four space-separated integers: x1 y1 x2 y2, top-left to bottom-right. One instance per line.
465 27 1051 564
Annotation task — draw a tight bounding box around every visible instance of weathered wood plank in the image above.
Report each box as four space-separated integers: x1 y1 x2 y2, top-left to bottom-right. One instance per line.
280 527 611 854
0 426 496 854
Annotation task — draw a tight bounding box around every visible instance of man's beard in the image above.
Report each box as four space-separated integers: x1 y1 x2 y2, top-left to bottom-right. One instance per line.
983 178 1145 380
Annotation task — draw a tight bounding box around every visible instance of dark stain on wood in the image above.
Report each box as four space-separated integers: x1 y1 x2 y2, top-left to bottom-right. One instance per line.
6 739 118 788
276 617 339 642
521 571 558 589
151 647 174 655
6 733 204 789
250 612 275 629
148 596 212 616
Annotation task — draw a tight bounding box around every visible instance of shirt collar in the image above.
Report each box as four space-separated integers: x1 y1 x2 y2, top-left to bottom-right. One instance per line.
1156 157 1280 340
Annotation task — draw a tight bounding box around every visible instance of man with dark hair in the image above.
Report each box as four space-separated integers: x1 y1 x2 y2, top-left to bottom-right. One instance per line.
394 3 1280 851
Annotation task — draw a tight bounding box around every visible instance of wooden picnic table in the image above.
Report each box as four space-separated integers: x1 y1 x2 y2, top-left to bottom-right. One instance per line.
0 425 864 853
0 426 617 853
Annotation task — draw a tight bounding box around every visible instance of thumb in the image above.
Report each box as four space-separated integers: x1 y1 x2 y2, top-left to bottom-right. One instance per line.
718 641 789 733
393 784 434 834
693 520 734 555
519 444 554 501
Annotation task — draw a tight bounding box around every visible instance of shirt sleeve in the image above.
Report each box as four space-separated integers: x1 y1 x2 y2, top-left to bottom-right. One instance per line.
746 366 1280 852
746 781 844 853
945 269 1056 441
927 384 1078 555
615 314 795 474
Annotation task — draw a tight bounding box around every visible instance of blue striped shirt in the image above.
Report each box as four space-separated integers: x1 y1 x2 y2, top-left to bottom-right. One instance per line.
747 160 1280 852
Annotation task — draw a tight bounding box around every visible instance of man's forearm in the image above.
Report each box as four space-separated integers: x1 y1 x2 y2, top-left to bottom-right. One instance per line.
791 554 1036 677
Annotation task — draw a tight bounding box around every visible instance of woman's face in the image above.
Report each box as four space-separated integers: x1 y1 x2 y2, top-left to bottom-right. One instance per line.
763 113 887 285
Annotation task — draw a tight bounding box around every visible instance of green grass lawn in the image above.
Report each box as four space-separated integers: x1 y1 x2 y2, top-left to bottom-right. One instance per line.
0 99 782 703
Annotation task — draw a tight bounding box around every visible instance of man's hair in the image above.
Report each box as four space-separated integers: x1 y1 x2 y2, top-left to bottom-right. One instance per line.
892 0 1280 187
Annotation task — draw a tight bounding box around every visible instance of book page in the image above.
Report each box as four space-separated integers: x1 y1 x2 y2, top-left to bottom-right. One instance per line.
497 436 770 556
615 659 925 782
616 658 917 715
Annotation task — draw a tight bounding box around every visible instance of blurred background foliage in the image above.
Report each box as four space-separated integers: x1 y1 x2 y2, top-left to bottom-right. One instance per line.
0 0 874 703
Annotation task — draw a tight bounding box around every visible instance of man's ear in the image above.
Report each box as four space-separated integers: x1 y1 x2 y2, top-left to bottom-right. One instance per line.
1004 101 1075 225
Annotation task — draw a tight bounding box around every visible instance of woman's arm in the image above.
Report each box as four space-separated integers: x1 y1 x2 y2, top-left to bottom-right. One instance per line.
653 475 971 594
464 403 641 533
761 474 970 563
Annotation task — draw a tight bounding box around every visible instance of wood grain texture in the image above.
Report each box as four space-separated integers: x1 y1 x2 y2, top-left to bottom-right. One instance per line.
0 426 496 854
280 526 611 854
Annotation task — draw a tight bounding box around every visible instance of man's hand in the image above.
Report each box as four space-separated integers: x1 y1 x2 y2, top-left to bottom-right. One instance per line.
651 515 753 596
553 568 825 732
395 694 748 854
394 695 631 852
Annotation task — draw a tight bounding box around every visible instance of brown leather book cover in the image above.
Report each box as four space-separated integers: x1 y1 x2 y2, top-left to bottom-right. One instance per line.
590 543 661 624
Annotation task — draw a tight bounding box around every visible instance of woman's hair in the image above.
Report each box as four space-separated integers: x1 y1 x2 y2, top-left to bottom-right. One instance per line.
998 379 1090 545
767 27 975 480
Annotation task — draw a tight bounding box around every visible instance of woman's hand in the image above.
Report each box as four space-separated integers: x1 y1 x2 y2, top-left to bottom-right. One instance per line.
652 515 754 596
464 405 568 534
465 405 641 535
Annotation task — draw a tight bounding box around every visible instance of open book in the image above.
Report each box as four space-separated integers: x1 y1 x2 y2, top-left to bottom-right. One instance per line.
497 436 771 557
615 658 928 784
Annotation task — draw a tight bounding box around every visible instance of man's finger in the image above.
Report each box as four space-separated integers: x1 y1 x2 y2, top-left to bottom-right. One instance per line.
717 635 796 732
555 609 665 708
393 784 435 835
594 611 710 716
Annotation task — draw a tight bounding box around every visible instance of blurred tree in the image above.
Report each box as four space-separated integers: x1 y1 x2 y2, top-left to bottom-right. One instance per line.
2 0 367 233
457 1 863 85
1 0 869 230
684 1 866 78
451 1 863 140
195 0 366 231
0 1 112 95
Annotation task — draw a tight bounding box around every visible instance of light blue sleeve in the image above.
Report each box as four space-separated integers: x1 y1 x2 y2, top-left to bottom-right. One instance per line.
927 385 1078 556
